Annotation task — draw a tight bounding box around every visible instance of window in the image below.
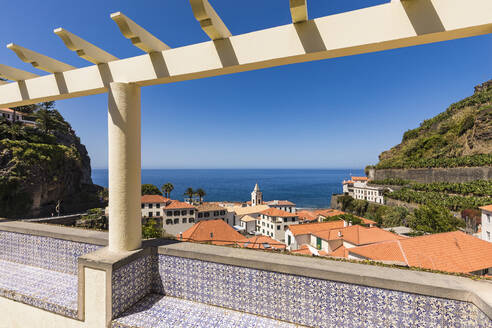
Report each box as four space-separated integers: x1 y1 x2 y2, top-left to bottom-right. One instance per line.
488 215 491 224
173 218 179 224
181 210 187 215
204 212 210 218
213 211 219 216
166 219 172 225
182 218 187 223
156 211 160 217
149 204 153 209
141 204 144 209
220 210 225 215
262 229 265 234
277 225 280 230
156 203 160 208
174 211 180 216
190 210 194 215
166 211 172 216
189 218 194 223
488 231 491 241
148 212 153 218
288 235 291 245
262 222 265 226
198 213 203 218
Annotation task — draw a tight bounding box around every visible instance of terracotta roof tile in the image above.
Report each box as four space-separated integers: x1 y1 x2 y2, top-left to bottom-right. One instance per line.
313 225 405 246
165 200 196 209
141 195 169 204
327 245 349 258
352 176 369 181
480 205 492 212
196 203 226 212
260 208 298 217
348 231 492 274
288 220 345 236
177 220 243 246
237 236 286 250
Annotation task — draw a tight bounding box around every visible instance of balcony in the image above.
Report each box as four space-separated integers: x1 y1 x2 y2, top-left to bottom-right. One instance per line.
0 220 491 328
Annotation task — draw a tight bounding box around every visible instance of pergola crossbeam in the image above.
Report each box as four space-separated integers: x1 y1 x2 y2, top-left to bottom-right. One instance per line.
111 12 170 53
7 44 76 73
290 0 308 23
0 63 39 81
190 0 231 40
54 28 118 64
0 0 491 107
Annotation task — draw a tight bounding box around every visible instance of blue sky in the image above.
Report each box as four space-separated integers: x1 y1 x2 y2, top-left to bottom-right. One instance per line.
0 0 490 169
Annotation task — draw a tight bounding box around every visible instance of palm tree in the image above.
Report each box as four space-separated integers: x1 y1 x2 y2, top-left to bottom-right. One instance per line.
161 182 174 198
184 187 194 204
196 188 206 204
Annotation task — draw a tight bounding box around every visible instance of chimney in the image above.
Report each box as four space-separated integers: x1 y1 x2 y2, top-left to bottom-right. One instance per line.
343 220 348 227
337 231 342 237
179 232 183 240
349 221 352 226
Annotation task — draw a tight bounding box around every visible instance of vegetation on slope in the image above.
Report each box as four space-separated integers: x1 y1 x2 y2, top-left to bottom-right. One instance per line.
372 80 492 169
370 179 492 197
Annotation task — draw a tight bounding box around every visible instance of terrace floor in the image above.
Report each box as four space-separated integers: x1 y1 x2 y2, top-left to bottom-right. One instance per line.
112 294 305 328
0 259 78 318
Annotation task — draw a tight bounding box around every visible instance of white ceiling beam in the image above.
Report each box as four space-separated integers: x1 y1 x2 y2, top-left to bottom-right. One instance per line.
0 0 491 107
0 63 39 81
111 12 170 53
54 28 118 64
190 0 231 40
7 44 76 73
290 0 308 24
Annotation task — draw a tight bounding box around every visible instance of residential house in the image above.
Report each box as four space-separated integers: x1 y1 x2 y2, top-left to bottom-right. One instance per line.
0 108 36 125
285 220 346 251
228 204 270 228
480 205 492 242
239 215 258 234
141 195 168 218
347 231 492 276
342 176 385 204
162 200 197 235
257 208 299 242
177 219 244 246
237 235 286 251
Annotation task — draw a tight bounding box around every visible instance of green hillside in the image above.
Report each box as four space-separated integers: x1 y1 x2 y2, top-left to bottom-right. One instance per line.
374 80 492 169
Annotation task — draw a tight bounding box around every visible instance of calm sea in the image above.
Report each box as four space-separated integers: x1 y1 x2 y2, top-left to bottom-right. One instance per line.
92 169 364 209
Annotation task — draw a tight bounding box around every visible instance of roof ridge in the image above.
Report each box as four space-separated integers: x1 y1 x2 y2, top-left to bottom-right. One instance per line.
396 239 409 266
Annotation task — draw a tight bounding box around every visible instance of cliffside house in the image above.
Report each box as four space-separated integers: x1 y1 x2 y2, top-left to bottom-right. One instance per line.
342 176 385 204
0 108 36 126
480 205 492 243
257 208 299 242
347 231 492 276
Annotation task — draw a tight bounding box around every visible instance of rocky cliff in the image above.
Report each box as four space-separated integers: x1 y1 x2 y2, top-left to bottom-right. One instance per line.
0 105 102 218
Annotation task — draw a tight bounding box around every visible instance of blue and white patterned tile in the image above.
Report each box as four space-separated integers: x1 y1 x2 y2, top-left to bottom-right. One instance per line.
0 259 78 318
112 294 303 328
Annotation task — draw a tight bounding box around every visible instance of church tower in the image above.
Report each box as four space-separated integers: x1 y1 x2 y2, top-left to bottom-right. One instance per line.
251 183 263 206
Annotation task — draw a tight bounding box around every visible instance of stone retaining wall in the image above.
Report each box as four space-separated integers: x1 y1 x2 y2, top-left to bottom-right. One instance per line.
367 166 492 183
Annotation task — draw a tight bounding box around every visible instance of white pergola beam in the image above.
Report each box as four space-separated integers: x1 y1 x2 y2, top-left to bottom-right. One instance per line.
111 12 170 53
190 0 231 40
290 0 308 24
7 44 76 73
54 28 118 64
0 63 39 81
0 0 491 107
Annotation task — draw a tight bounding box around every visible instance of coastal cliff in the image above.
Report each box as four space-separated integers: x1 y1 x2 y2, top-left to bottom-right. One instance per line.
0 103 102 218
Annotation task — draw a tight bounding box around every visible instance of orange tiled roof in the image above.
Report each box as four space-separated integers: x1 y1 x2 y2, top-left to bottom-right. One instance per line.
342 180 354 184
237 236 286 250
352 176 369 181
313 225 406 246
288 220 346 236
296 210 319 222
141 195 169 204
290 244 327 256
177 219 243 246
479 205 492 212
196 203 225 212
328 245 349 258
165 200 196 209
265 200 296 206
0 108 15 113
348 231 492 274
260 208 297 217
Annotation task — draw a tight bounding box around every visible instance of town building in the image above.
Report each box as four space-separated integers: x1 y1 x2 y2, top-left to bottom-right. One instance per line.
347 231 492 276
196 203 231 225
177 219 244 246
237 235 286 251
311 225 406 255
0 108 36 125
239 215 258 234
342 176 385 204
141 195 168 218
227 204 270 228
285 220 346 251
257 208 299 242
248 183 296 213
480 205 492 242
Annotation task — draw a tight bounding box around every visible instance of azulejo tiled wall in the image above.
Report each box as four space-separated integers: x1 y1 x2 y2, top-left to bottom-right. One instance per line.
156 254 492 328
0 231 101 275
112 254 158 319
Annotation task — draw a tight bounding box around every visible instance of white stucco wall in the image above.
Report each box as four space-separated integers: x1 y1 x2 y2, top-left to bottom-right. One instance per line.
482 210 492 242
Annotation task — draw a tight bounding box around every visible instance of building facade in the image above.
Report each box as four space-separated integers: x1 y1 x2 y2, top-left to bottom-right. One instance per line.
257 208 298 243
0 108 36 125
480 205 492 242
342 176 385 204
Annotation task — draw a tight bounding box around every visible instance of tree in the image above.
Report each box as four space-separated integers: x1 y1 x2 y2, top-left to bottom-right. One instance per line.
381 206 409 228
35 109 52 133
196 188 206 203
142 218 162 239
408 204 465 234
184 187 194 203
141 184 162 196
161 182 174 198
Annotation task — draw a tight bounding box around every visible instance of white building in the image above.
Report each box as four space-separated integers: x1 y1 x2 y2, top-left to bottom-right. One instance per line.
342 176 385 204
229 204 270 232
480 205 492 243
257 208 298 243
0 108 36 125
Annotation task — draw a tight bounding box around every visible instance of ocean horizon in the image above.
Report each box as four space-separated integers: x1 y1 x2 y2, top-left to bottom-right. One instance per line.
92 168 364 209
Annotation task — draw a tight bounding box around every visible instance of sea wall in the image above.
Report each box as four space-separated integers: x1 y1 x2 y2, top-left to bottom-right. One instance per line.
367 166 492 183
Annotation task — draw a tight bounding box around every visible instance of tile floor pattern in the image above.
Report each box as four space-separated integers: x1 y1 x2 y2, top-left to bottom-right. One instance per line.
111 294 304 328
0 259 78 318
